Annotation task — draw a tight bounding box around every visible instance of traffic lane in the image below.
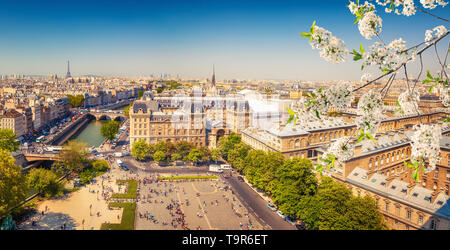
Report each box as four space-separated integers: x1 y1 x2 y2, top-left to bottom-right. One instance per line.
226 175 296 230
121 158 210 174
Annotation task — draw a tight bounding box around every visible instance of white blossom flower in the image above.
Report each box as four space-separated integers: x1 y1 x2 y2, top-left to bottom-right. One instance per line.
420 0 448 9
425 25 447 43
437 86 450 107
356 90 383 135
363 38 415 71
410 124 442 172
376 0 416 16
308 25 349 64
324 137 355 162
360 73 372 82
397 91 420 115
358 11 383 39
324 84 355 111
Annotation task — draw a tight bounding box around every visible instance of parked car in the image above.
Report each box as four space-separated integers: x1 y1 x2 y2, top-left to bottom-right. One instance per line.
285 216 296 226
295 223 307 230
267 203 277 211
121 164 129 171
277 210 286 219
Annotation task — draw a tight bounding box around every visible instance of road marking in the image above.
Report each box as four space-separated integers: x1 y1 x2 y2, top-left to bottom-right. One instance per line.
190 181 218 195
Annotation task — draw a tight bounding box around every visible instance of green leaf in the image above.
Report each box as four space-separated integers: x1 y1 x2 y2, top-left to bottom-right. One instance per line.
365 133 376 141
429 85 435 94
286 115 294 125
443 117 450 123
315 110 320 119
360 43 364 54
300 32 311 38
426 70 432 79
286 107 296 116
310 21 316 34
404 160 414 168
353 54 362 61
356 133 365 143
412 167 419 182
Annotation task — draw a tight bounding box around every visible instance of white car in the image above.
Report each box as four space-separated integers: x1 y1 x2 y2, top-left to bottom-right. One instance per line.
277 210 286 219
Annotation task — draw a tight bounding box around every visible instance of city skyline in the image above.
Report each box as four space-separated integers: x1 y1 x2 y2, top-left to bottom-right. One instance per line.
0 0 448 80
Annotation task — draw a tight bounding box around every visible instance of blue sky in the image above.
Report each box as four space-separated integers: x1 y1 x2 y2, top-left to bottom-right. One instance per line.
0 0 448 80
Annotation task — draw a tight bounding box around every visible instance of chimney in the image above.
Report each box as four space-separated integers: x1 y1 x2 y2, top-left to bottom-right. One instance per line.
386 175 396 186
431 189 441 203
354 144 362 156
407 182 416 195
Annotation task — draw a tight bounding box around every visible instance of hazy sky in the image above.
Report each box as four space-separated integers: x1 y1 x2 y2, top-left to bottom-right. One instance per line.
0 0 448 80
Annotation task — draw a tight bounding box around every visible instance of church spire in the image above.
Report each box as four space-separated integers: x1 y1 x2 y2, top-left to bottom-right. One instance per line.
211 64 216 88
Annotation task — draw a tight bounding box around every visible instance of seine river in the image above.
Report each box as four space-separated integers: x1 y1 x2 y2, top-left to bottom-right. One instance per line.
69 119 108 147
69 103 128 147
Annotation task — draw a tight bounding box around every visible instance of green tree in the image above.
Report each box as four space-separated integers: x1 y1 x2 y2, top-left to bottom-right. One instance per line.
138 90 144 99
123 103 133 118
58 140 89 173
187 149 202 164
79 168 95 184
51 161 69 177
67 94 85 108
217 133 241 160
272 158 318 217
153 150 166 163
26 168 63 198
254 151 284 194
0 149 27 217
338 195 386 230
211 149 221 163
131 139 149 161
228 143 252 171
297 177 385 230
198 146 211 163
92 160 110 173
101 120 120 141
175 141 194 159
0 129 19 152
171 153 182 162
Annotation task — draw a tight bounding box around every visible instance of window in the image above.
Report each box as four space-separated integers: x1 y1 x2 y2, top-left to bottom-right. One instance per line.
385 202 389 212
434 169 439 178
418 216 423 225
407 210 411 220
430 219 437 230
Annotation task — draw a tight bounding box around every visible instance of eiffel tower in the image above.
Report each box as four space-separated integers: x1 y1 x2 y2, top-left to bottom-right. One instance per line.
66 60 71 78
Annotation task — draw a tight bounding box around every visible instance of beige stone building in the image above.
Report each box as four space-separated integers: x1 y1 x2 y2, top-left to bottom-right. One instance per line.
0 109 26 138
129 99 207 148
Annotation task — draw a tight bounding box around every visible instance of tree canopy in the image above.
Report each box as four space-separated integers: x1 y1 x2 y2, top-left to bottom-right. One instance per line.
0 149 27 217
153 150 166 163
100 120 120 141
67 94 85 108
123 102 133 118
58 140 89 173
0 129 19 152
297 177 386 230
26 168 63 198
131 139 149 161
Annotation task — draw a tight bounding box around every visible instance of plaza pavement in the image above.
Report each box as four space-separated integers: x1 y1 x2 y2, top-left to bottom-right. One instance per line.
135 173 263 230
19 170 124 230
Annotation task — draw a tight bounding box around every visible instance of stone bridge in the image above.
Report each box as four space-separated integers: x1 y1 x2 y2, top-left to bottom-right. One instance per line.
24 153 62 162
87 111 125 121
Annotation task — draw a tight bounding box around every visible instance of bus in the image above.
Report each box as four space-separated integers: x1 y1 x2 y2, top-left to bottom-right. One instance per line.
36 135 45 143
45 146 62 152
